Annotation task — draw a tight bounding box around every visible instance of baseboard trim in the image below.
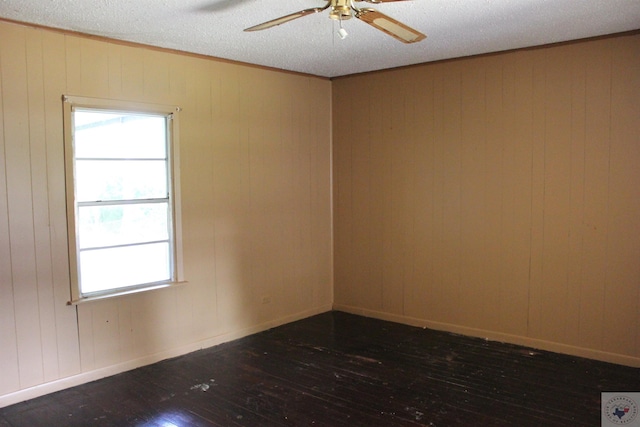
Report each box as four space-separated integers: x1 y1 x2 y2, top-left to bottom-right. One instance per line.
333 304 640 368
0 304 332 408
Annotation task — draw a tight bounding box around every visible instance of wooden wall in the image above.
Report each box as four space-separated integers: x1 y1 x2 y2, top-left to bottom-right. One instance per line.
332 33 640 366
0 20 332 405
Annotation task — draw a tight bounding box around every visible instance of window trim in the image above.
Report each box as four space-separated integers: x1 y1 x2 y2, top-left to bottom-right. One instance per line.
63 95 186 305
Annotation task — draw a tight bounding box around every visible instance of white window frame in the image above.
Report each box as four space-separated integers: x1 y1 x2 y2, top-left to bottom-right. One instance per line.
63 95 185 304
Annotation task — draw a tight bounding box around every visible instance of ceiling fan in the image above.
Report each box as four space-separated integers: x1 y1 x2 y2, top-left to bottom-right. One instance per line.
244 0 426 43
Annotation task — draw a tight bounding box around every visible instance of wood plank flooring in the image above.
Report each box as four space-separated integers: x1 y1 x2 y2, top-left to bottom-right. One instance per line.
1 311 638 426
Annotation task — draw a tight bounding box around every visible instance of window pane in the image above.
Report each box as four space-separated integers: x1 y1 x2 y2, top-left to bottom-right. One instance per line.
75 160 167 202
78 203 169 249
79 242 171 294
74 111 167 159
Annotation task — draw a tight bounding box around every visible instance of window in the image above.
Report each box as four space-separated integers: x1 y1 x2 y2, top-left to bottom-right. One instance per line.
63 96 184 303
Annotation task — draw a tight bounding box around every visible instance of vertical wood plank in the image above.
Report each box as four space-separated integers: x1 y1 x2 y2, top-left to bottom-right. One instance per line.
169 52 187 104
42 29 81 379
459 59 487 328
116 298 134 362
212 61 252 333
0 22 21 396
277 79 298 314
366 74 386 310
579 40 611 351
406 67 436 320
143 49 171 103
332 78 355 306
540 45 573 343
440 61 463 325
107 43 123 99
246 69 278 322
1 24 45 389
430 69 447 323
503 50 534 336
120 44 145 100
349 76 374 310
295 78 312 311
90 300 121 368
398 77 417 318
77 305 95 372
168 53 192 349
130 289 178 358
80 38 109 97
25 26 60 383
499 53 522 335
173 56 212 339
565 42 587 348
527 48 547 340
367 73 386 311
373 73 389 311
386 73 405 315
308 77 332 307
189 58 218 337
64 35 81 95
382 71 407 315
301 77 321 310
483 56 505 332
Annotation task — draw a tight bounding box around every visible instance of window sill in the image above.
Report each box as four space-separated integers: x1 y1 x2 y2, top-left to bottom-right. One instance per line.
67 281 188 305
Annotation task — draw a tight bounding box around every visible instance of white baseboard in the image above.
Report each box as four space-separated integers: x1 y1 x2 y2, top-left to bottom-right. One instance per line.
0 304 332 409
333 304 640 368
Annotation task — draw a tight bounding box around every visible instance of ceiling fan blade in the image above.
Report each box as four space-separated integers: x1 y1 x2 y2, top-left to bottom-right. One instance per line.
244 4 329 32
197 0 257 13
355 8 426 43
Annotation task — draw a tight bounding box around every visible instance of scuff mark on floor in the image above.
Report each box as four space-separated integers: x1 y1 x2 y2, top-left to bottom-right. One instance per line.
190 383 210 392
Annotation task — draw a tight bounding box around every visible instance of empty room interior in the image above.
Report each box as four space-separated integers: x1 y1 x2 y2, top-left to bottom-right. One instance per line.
0 1 639 425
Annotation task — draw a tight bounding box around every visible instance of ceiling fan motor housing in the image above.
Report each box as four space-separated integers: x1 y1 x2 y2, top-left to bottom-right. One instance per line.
330 0 353 20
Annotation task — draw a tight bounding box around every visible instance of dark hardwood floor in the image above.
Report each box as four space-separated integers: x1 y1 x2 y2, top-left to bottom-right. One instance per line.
1 311 638 426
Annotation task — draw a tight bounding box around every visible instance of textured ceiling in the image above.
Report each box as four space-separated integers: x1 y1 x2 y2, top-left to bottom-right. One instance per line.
1 0 639 78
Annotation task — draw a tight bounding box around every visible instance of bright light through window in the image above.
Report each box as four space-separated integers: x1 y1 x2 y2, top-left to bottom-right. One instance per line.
63 98 183 302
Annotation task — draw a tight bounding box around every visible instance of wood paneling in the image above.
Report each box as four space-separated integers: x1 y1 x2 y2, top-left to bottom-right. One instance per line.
0 19 332 404
1 24 45 390
333 33 640 366
25 27 59 385
605 35 640 357
41 30 82 381
0 27 21 396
